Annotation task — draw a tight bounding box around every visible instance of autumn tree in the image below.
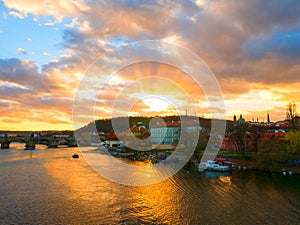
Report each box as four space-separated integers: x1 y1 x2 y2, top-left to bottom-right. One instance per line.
227 122 249 153
248 125 261 152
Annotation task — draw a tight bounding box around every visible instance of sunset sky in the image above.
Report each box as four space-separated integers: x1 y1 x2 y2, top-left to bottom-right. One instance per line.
0 0 300 131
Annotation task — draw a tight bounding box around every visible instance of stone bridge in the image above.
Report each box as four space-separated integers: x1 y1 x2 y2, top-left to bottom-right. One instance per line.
0 134 78 150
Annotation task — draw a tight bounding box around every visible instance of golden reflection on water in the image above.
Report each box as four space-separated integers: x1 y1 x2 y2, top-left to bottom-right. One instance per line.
43 150 118 202
0 143 49 162
219 176 232 184
42 147 241 224
128 178 182 224
1 155 36 162
207 174 238 214
43 148 182 224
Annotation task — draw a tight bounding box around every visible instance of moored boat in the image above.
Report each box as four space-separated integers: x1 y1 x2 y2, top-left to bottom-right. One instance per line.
72 153 79 158
199 160 231 172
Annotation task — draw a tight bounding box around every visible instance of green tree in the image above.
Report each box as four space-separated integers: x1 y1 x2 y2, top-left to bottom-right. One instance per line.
284 131 300 154
257 135 287 165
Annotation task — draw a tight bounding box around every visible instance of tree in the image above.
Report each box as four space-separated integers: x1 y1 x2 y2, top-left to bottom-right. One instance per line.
196 131 209 151
248 125 261 152
286 101 298 131
227 122 249 153
284 131 300 154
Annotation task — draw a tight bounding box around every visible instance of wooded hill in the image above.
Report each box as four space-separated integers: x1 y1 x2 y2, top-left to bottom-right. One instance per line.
77 116 231 134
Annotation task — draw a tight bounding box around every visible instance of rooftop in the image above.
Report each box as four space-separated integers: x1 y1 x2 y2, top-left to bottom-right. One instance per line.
151 120 200 128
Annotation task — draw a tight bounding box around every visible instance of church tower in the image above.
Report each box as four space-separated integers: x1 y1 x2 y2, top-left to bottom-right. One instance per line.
238 114 245 123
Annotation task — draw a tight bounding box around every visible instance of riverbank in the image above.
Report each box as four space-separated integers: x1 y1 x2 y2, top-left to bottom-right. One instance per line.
99 146 300 174
231 158 300 174
216 151 300 175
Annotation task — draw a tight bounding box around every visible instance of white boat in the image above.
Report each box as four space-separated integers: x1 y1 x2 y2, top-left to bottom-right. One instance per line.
199 160 231 172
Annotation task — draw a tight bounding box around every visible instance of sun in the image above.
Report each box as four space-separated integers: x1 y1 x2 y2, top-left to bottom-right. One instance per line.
143 97 171 112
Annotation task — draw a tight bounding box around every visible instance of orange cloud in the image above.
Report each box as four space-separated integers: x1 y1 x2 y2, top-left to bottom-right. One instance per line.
1 0 300 130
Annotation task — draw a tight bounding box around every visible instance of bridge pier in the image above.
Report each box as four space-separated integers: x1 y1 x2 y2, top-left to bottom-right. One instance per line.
24 135 36 150
48 141 58 148
47 137 58 148
25 141 35 150
1 134 10 149
68 140 78 147
1 141 10 149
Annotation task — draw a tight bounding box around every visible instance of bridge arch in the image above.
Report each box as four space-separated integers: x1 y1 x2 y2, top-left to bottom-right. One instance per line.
9 138 28 144
0 138 28 149
0 136 77 149
57 138 71 146
36 138 51 146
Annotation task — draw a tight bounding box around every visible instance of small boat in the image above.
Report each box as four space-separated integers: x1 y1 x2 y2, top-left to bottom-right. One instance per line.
214 158 235 169
199 160 231 172
72 153 79 159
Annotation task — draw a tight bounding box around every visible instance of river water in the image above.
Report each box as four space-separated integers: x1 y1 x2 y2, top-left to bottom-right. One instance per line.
0 143 299 224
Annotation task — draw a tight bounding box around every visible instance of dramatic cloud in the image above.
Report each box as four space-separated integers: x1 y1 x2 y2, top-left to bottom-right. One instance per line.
2 0 88 22
1 0 300 130
0 57 76 130
0 58 38 84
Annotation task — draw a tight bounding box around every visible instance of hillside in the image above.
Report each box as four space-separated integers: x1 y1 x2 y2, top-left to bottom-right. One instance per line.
77 116 232 134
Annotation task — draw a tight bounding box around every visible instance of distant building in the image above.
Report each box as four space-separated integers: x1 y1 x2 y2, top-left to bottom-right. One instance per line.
289 116 300 131
221 130 287 152
124 122 150 139
237 114 245 123
233 114 237 122
150 120 205 145
104 131 123 147
117 122 151 150
296 116 300 130
222 113 288 152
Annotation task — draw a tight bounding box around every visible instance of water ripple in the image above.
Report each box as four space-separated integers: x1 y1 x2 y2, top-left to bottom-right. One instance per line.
0 144 299 224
